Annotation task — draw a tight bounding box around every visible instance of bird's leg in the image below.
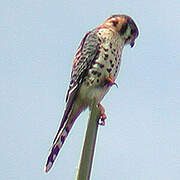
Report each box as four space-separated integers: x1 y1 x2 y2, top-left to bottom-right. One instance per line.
105 75 118 88
98 103 107 126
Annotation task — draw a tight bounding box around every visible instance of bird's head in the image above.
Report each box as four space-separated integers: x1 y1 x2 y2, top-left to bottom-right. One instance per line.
103 14 139 47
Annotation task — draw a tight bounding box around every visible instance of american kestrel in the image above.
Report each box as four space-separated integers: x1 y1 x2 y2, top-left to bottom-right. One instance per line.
45 14 139 172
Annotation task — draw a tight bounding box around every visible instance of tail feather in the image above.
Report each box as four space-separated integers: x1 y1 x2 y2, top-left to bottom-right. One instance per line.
45 102 85 173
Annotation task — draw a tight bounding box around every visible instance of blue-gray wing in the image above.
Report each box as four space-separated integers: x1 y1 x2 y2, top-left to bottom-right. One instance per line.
60 29 101 131
45 29 101 173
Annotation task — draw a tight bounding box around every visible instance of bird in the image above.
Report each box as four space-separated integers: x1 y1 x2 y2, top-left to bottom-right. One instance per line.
45 14 139 172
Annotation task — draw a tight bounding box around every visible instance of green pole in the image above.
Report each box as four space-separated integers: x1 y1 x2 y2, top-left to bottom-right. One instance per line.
75 100 100 180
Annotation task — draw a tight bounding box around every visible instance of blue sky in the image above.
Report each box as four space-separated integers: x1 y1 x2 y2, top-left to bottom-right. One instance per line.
1 0 180 179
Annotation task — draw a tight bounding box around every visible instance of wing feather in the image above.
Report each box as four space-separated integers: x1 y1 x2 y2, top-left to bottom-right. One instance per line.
66 30 100 102
45 30 101 172
56 29 101 141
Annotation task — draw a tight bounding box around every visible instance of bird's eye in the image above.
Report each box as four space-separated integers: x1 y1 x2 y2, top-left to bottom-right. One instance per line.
119 23 128 35
111 20 118 27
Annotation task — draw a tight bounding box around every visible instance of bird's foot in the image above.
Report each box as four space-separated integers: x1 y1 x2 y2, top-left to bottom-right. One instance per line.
98 104 107 126
106 75 118 88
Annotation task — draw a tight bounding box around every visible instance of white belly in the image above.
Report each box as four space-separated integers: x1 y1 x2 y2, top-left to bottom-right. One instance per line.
79 83 110 105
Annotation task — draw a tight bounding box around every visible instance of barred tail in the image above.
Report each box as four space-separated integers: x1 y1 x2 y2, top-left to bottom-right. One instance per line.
45 102 85 173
